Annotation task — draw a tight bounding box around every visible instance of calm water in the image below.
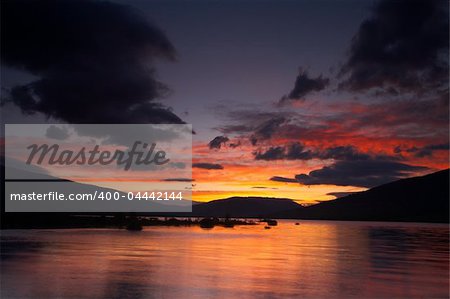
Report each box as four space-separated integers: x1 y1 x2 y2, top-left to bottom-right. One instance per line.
1 220 448 299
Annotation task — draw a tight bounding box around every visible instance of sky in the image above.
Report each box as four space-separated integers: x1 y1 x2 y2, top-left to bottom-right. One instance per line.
1 0 449 204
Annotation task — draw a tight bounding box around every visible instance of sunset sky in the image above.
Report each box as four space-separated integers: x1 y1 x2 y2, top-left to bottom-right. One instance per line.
1 0 449 204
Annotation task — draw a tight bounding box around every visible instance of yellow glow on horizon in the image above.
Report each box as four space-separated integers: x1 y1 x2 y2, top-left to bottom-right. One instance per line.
192 183 366 204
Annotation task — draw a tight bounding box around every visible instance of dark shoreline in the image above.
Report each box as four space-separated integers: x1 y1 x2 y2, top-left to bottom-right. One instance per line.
1 214 448 230
0 214 261 230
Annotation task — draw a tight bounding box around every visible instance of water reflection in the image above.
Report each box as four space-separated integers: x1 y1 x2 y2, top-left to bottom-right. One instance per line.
364 225 449 298
1 221 448 298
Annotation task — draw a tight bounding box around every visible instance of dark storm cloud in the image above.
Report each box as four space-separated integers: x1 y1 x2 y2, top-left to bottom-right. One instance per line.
339 0 449 94
295 160 428 188
253 143 313 161
320 146 370 160
193 163 224 170
270 176 298 183
1 0 183 124
279 70 329 105
208 136 229 149
259 143 427 187
394 143 450 158
285 142 315 160
254 146 285 160
255 143 370 161
416 143 450 157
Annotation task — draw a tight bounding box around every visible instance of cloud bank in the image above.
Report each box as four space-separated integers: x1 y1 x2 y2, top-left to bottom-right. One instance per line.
1 0 183 124
339 0 449 94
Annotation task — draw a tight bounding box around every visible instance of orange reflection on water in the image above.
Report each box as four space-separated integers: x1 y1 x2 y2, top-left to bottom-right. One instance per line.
1 221 448 298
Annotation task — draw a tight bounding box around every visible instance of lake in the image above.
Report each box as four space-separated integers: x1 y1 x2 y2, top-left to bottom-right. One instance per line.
1 220 448 298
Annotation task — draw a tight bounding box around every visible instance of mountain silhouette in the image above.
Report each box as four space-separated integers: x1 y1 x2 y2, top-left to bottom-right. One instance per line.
296 169 449 223
191 196 303 218
189 169 449 223
2 166 448 227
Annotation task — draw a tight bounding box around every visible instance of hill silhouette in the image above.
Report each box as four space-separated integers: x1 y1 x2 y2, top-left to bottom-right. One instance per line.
188 169 449 222
296 169 449 223
191 196 303 218
1 167 448 227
